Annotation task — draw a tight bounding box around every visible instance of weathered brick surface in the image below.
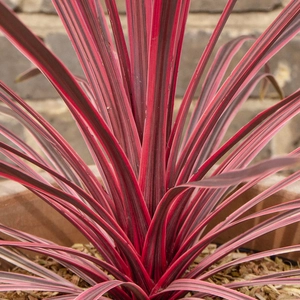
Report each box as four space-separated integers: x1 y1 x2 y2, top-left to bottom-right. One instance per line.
0 35 59 99
224 101 273 162
45 33 84 78
2 10 299 99
274 114 300 155
40 0 56 14
190 0 282 12
19 0 42 13
0 2 299 160
272 114 300 174
0 115 25 163
25 100 93 165
2 0 21 10
24 99 283 164
0 36 31 94
178 27 300 98
0 96 294 165
7 0 284 13
39 0 128 14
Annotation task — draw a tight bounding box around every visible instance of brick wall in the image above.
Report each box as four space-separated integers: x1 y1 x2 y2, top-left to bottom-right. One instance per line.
0 0 299 167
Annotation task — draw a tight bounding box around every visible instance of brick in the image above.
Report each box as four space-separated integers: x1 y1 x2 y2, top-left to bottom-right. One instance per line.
17 72 59 100
27 99 93 165
39 0 127 14
48 109 93 165
19 0 42 13
0 35 58 99
177 25 300 99
177 29 211 97
222 35 300 98
190 0 282 13
2 9 299 102
0 36 31 97
282 0 290 6
0 115 25 164
100 0 126 14
9 32 86 100
2 0 21 10
269 37 300 96
40 0 56 14
173 99 274 162
177 28 253 98
271 113 300 175
18 0 283 14
222 101 273 162
45 33 85 79
274 114 300 155
18 13 65 37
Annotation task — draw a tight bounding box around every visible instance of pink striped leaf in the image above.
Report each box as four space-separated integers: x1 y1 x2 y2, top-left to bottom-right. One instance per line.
158 278 253 300
0 3 151 251
73 280 148 300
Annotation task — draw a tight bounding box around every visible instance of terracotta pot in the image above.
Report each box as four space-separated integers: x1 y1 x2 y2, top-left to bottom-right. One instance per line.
211 175 300 261
0 178 87 246
0 171 299 261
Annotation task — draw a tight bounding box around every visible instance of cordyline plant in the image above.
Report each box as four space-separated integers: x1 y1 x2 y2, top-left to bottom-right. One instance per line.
0 0 300 299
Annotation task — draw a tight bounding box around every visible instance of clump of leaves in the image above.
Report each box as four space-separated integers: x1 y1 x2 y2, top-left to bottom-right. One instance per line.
0 0 300 299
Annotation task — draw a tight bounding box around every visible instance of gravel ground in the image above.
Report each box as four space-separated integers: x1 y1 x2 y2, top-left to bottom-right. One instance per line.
1 243 299 300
